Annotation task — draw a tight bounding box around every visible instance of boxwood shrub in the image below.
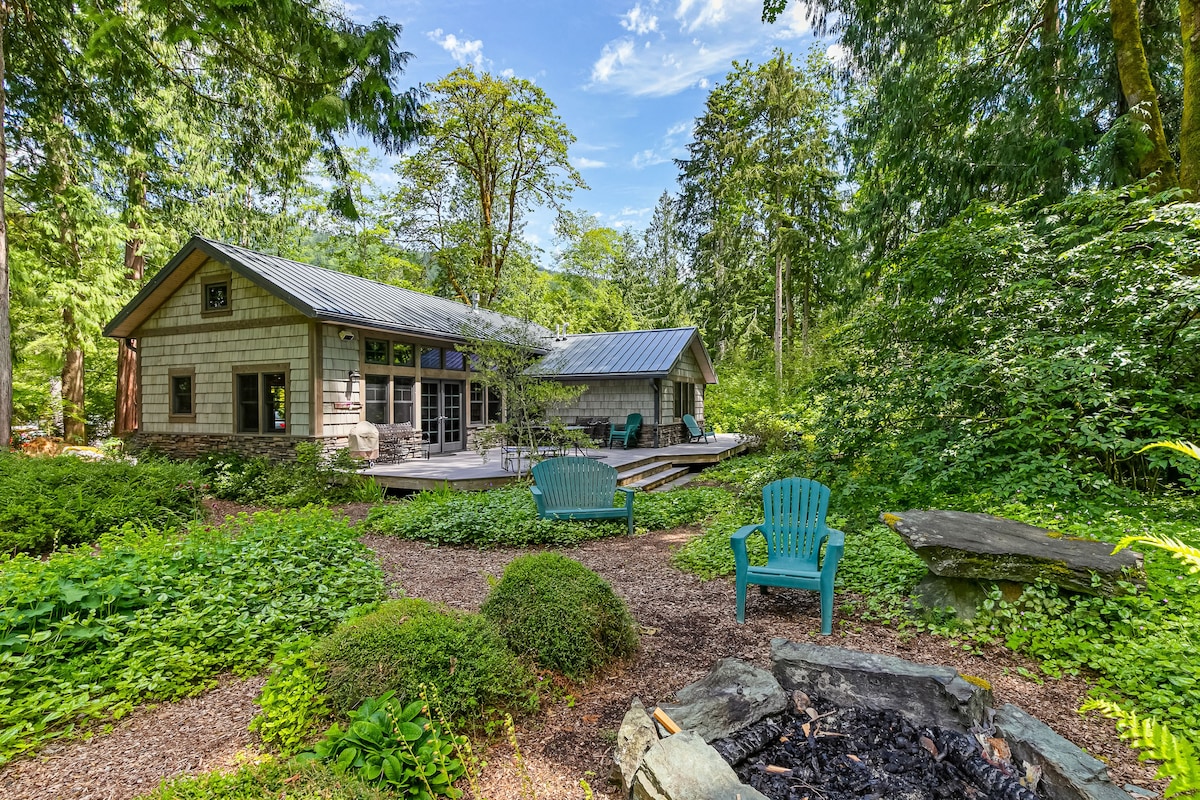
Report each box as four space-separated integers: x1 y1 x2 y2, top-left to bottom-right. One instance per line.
312 598 537 725
481 553 638 680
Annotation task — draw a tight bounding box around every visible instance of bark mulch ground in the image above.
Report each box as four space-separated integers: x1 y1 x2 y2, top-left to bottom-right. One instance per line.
0 515 1160 800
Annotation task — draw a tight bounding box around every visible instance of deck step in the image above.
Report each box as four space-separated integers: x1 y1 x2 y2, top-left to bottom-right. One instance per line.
629 465 692 492
647 470 697 493
616 460 675 487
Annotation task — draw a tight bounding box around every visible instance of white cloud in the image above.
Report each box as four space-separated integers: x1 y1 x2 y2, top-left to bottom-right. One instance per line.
675 0 734 33
825 42 849 66
592 39 636 83
575 157 608 169
501 68 515 78
620 4 659 35
427 28 485 67
666 121 690 136
771 3 812 39
631 149 670 169
588 0 817 97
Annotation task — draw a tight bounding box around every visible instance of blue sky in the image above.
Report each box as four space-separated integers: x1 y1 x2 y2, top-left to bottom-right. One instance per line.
345 0 831 256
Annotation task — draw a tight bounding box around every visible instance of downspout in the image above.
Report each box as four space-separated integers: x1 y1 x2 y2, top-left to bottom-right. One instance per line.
652 378 661 448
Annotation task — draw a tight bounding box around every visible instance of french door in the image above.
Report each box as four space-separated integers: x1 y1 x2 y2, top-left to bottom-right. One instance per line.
420 381 464 453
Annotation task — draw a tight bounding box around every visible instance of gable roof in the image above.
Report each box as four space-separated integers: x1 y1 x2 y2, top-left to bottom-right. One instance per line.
104 236 551 347
533 327 718 384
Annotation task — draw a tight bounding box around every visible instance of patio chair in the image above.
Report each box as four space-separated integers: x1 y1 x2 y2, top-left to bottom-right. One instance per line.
731 477 844 635
607 413 642 449
682 414 714 443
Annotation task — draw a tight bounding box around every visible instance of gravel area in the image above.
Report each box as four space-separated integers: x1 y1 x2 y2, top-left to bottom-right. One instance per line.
0 516 1160 800
363 528 1162 800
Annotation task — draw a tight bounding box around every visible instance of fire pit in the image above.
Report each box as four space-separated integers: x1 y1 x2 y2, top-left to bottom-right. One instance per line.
610 640 1137 800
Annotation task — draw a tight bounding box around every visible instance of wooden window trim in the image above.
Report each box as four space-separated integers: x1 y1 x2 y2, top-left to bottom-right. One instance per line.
168 367 196 422
231 364 291 436
200 272 234 317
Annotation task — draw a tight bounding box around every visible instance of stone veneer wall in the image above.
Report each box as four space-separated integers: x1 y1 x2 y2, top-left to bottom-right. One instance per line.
126 432 346 460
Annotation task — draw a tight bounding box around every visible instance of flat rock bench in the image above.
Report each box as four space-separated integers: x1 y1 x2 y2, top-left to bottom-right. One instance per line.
880 509 1145 618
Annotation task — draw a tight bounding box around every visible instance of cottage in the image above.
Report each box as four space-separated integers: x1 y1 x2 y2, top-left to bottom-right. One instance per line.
104 237 717 458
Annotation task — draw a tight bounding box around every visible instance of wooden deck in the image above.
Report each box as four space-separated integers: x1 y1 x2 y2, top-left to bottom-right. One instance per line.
362 433 748 492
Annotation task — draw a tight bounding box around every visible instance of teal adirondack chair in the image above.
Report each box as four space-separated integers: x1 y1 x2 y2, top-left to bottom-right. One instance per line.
682 414 714 443
531 456 636 535
607 413 642 449
731 478 845 635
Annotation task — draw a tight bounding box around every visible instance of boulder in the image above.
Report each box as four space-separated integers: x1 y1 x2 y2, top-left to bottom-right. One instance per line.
632 731 770 800
881 510 1143 597
993 704 1135 800
657 657 787 743
771 639 991 732
612 699 659 795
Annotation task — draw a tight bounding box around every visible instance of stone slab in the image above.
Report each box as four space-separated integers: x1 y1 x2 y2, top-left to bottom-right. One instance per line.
613 699 659 795
658 658 787 743
994 704 1135 800
770 639 991 732
632 731 770 800
881 510 1143 596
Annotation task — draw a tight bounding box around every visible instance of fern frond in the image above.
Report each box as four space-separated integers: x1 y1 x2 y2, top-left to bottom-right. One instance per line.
1083 699 1200 798
1137 440 1200 461
1111 535 1200 574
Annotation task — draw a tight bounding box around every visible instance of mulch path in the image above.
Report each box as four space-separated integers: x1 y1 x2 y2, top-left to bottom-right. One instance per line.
0 506 1160 800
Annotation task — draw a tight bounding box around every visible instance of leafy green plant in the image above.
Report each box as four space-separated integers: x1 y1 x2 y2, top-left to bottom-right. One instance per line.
1081 699 1199 798
481 553 638 680
0 509 382 764
250 636 331 756
197 443 382 507
633 486 734 531
140 758 392 800
313 599 537 726
0 453 204 554
302 692 467 799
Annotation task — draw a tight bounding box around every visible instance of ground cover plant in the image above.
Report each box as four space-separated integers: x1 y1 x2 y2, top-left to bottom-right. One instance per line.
678 452 1200 747
364 483 733 547
0 509 382 765
481 553 638 680
0 453 204 554
141 758 393 800
197 443 383 507
312 598 537 727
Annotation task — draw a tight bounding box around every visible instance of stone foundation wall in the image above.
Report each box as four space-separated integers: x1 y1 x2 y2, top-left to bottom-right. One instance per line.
125 432 345 461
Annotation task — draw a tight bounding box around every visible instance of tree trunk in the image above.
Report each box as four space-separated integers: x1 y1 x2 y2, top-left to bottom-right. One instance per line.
1111 0 1178 188
115 169 146 436
62 308 85 444
0 0 11 450
773 243 784 390
1181 0 1200 193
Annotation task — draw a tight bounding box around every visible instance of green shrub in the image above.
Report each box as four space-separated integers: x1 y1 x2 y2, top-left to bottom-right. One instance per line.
197 443 382 507
303 692 467 798
364 485 620 547
142 758 391 800
481 553 638 680
313 599 536 725
0 453 203 554
250 636 331 756
0 509 382 765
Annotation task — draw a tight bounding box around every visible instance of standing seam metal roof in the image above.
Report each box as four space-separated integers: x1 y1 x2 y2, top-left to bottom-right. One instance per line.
198 239 551 347
531 328 703 378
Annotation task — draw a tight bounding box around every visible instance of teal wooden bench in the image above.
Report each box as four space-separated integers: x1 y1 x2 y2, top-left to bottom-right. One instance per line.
731 477 844 635
531 456 636 535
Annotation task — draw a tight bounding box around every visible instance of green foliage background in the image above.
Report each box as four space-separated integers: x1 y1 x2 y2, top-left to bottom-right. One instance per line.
0 510 382 765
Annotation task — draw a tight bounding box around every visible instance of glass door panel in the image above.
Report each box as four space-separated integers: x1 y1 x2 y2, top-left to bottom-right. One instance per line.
421 383 440 447
443 383 462 446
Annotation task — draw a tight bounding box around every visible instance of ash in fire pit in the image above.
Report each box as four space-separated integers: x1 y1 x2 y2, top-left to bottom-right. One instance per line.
721 692 1040 800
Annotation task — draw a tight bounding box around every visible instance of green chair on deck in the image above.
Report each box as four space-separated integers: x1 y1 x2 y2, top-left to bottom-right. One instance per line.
731 477 844 635
607 413 642 449
682 414 714 443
